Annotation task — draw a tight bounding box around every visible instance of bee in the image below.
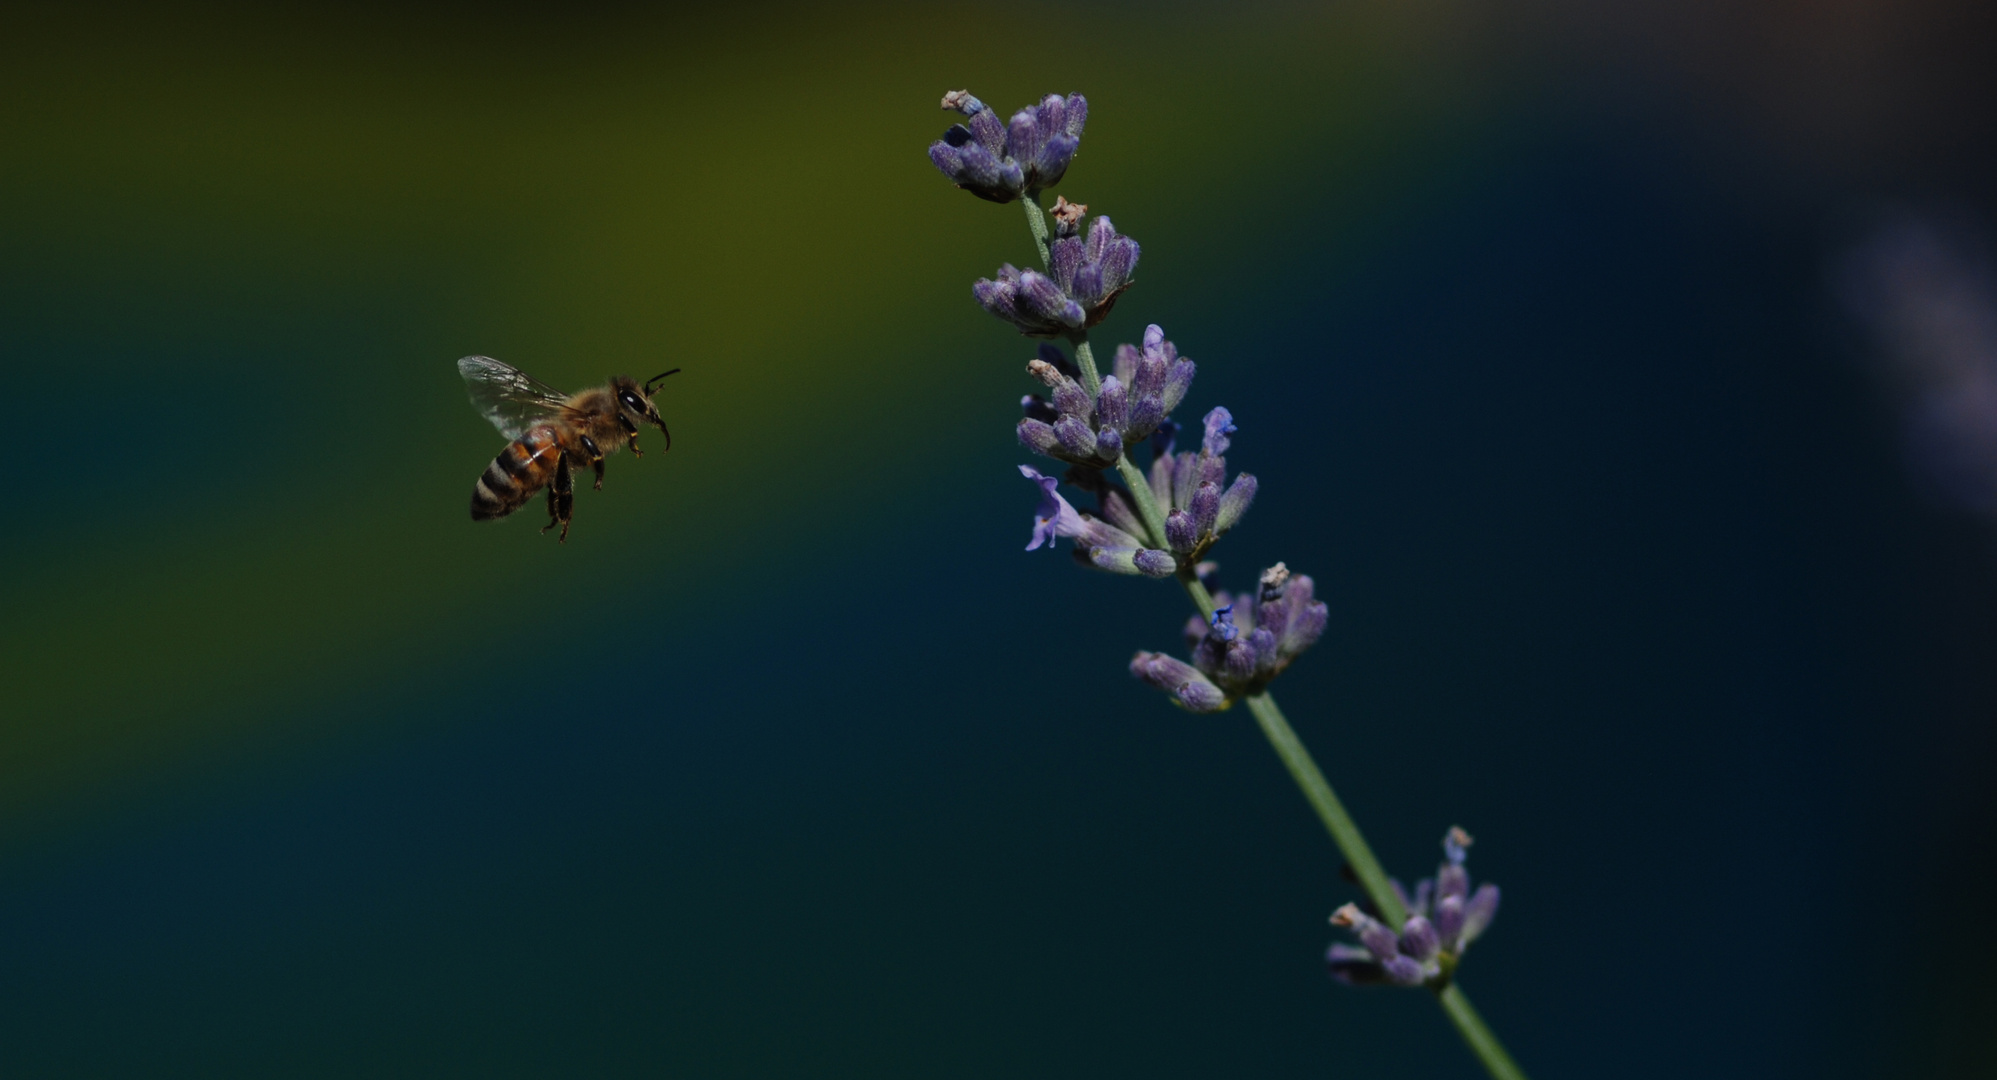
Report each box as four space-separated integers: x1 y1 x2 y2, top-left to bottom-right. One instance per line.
457 355 679 542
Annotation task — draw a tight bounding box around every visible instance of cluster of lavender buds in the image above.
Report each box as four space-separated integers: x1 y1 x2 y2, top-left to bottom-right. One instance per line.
1326 828 1502 988
974 209 1141 336
1129 562 1325 712
1148 404 1258 564
928 90 1087 203
1018 326 1191 467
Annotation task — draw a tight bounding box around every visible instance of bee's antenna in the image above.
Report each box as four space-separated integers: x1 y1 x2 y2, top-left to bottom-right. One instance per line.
645 368 682 395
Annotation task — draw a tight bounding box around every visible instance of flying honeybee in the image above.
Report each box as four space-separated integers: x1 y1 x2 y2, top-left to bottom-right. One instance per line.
458 355 679 542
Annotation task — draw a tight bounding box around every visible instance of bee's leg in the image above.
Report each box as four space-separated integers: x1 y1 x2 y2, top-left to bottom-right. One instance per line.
541 452 576 542
592 457 605 491
628 433 643 459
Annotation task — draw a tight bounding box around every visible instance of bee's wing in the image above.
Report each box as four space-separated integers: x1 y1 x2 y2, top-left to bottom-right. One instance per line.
457 355 572 440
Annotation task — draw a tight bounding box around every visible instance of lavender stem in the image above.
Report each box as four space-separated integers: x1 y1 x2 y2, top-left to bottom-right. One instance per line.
1022 192 1052 269
1438 984 1529 1080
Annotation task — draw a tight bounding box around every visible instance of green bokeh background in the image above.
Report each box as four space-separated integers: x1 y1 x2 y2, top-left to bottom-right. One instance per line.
5 2 1996 1076
0 2 1450 827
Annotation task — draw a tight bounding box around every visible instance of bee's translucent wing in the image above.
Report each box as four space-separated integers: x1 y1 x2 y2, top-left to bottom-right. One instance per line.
458 355 571 440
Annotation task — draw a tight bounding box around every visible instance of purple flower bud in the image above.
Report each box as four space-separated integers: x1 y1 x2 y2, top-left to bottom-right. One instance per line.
1096 236 1139 295
1174 677 1228 712
962 103 1006 155
1380 955 1428 987
1190 481 1221 536
1326 943 1386 986
1050 235 1084 292
1130 651 1227 712
1196 452 1227 492
1149 452 1175 509
1007 107 1045 172
1052 416 1097 459
1017 270 1085 327
1171 452 1198 510
1126 395 1165 443
1248 627 1279 677
1017 418 1062 457
1224 639 1257 682
1202 407 1237 456
1051 378 1093 420
1143 323 1166 351
1095 426 1122 461
1460 884 1500 947
1432 894 1465 944
1071 261 1103 302
1208 605 1239 643
1112 342 1139 384
1331 903 1400 964
1165 509 1199 554
1264 574 1327 659
1096 377 1129 431
1398 916 1440 963
1061 93 1087 137
1215 473 1257 534
1437 862 1469 904
1148 417 1178 460
1411 879 1434 917
1160 359 1195 414
1133 548 1176 577
1130 650 1201 693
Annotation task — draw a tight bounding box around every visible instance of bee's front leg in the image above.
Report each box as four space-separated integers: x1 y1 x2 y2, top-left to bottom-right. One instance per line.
628 433 643 459
593 457 605 491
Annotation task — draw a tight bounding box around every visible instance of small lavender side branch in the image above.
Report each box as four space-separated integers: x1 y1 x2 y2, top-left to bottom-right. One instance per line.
929 87 1529 1080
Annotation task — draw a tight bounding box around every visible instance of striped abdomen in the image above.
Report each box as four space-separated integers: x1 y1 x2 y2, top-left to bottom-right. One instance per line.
471 425 564 521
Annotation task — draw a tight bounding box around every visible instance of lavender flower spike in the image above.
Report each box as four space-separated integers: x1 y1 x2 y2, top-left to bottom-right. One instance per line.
929 90 1087 203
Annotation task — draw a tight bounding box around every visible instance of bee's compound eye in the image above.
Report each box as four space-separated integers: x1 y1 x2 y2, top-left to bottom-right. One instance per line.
579 434 601 458
618 390 645 412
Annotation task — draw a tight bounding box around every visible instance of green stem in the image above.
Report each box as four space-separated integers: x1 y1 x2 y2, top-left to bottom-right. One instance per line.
1072 336 1104 399
1022 193 1051 269
1239 691 1405 925
1437 984 1530 1080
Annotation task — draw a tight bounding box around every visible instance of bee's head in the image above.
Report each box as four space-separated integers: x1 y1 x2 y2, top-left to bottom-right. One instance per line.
612 370 678 448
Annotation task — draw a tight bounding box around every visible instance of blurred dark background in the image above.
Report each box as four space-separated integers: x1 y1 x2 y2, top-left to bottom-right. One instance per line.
2 1 1994 1075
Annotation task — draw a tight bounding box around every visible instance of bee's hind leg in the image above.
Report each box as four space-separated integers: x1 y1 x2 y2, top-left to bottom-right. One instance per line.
540 452 576 542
